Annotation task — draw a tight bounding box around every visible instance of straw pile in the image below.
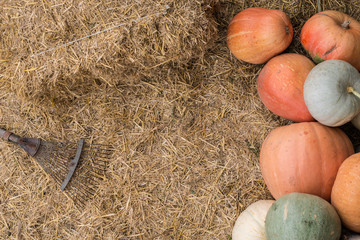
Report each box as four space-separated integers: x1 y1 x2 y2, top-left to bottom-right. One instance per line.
1 0 218 107
1 0 360 239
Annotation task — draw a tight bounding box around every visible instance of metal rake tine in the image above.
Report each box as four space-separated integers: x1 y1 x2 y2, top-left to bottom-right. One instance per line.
0 128 114 209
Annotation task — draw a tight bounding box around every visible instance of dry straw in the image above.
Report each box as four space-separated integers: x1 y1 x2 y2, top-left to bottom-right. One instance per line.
1 0 360 239
30 5 171 57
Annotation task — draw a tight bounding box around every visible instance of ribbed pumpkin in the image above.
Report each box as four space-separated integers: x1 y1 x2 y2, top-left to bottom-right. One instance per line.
257 53 315 122
303 60 360 127
260 122 354 201
227 7 293 64
331 153 360 233
232 200 275 240
265 192 342 240
301 10 360 70
351 113 360 130
342 228 360 239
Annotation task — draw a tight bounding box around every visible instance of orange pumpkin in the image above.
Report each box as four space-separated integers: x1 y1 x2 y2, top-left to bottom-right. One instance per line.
260 122 354 201
331 153 360 232
227 7 293 64
257 53 315 122
301 10 360 70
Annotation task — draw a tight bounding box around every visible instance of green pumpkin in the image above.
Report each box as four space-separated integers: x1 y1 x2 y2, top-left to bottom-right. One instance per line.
303 59 360 127
265 193 341 240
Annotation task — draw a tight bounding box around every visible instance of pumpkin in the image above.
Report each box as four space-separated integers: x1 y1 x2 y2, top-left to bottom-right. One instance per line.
227 7 293 64
300 10 360 70
265 192 342 240
303 60 360 127
260 122 354 201
257 53 315 122
331 153 360 233
232 200 275 240
351 113 360 130
342 228 360 240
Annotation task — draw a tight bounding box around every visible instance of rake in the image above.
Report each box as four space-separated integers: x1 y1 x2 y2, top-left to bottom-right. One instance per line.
0 128 114 209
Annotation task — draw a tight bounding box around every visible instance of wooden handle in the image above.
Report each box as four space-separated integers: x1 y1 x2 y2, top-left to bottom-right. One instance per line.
0 128 7 137
0 128 40 156
0 128 12 141
0 128 21 142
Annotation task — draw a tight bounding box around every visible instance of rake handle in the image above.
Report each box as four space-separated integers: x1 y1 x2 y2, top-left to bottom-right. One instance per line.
0 128 21 143
0 128 41 157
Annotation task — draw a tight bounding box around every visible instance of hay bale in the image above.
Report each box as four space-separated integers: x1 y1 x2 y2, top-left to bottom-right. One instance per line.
1 0 218 105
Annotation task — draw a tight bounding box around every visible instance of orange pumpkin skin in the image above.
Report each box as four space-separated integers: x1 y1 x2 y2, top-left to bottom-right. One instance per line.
257 53 315 122
331 153 360 232
227 7 293 64
260 122 354 201
301 10 360 70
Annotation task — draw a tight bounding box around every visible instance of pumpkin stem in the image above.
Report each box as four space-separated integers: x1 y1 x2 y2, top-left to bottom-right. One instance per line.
348 86 360 99
317 0 322 12
341 20 351 29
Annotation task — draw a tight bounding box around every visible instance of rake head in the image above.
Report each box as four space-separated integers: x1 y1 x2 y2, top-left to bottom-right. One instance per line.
0 128 114 209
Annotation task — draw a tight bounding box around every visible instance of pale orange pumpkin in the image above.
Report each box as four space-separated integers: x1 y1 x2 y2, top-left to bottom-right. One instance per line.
227 7 293 64
331 153 360 233
257 53 315 122
260 122 354 201
301 10 360 70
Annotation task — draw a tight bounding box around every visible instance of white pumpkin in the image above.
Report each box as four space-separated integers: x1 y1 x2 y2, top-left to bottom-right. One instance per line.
343 228 360 240
352 113 360 130
232 200 275 240
304 60 360 127
348 235 360 240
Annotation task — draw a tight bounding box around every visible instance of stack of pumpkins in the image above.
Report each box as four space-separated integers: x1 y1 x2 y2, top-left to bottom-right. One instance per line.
228 7 360 240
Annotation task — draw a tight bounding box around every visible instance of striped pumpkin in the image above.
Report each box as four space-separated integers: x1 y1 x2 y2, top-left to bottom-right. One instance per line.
227 7 293 64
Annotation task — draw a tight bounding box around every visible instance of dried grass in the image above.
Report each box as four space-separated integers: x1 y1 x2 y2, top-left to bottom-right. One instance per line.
1 0 218 108
1 0 360 239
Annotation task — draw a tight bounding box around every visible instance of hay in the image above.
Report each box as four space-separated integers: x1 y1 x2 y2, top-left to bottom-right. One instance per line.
1 0 218 107
1 0 360 239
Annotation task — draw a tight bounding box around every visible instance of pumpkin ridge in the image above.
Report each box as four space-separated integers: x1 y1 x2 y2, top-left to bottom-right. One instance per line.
246 208 267 231
261 127 284 198
226 30 253 41
296 124 307 194
310 123 324 197
270 128 284 198
323 127 338 199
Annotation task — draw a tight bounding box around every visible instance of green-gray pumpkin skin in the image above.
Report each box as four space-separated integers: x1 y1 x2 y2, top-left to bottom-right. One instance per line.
304 59 360 127
265 192 341 240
